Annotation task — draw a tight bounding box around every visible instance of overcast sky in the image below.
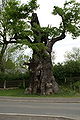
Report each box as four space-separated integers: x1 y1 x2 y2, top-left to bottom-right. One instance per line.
21 0 80 63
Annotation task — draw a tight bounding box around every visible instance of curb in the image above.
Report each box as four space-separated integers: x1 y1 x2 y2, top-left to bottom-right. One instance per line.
0 99 80 103
0 113 75 120
0 97 80 103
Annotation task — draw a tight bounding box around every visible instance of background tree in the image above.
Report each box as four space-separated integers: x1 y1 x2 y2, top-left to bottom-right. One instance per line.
53 63 66 85
64 47 80 89
53 47 80 91
0 0 80 94
64 47 80 61
0 45 30 88
0 0 36 88
0 0 37 72
64 60 80 77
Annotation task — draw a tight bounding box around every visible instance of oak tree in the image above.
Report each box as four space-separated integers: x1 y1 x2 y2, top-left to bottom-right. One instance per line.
0 0 80 94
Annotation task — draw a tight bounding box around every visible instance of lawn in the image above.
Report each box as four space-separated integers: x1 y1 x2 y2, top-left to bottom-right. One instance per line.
0 88 25 97
0 87 80 97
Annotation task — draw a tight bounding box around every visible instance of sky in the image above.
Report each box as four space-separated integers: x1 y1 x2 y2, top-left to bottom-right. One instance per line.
21 0 80 63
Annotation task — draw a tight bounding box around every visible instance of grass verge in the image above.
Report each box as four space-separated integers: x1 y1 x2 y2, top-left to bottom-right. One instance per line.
0 87 80 97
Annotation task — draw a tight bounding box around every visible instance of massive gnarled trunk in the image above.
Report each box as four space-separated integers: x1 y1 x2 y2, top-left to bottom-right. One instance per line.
28 50 59 95
25 13 65 95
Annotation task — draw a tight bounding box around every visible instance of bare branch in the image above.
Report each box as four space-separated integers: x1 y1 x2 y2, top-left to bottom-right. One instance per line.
52 30 66 43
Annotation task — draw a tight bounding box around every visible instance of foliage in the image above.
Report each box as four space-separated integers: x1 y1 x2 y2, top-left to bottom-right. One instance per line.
5 59 15 70
0 70 30 89
0 0 39 62
16 54 29 66
29 43 47 53
52 0 80 38
0 71 28 81
73 81 80 87
53 47 80 86
0 0 80 49
53 63 66 85
64 47 80 61
53 60 80 85
64 60 80 77
64 47 80 78
73 81 80 92
0 0 79 60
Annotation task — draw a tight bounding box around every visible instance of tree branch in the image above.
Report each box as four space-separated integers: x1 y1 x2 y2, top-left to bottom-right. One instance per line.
7 41 17 44
52 30 66 43
0 31 4 38
0 41 3 45
1 44 7 56
47 30 66 53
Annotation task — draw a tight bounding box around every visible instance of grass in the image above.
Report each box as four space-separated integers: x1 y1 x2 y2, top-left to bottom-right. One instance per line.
0 88 25 97
0 88 42 97
0 87 80 97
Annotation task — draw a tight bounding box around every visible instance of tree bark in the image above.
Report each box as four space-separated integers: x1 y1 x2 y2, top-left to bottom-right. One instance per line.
0 44 7 72
26 49 59 95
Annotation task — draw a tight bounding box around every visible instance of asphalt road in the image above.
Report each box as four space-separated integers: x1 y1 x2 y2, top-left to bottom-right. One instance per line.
0 98 80 120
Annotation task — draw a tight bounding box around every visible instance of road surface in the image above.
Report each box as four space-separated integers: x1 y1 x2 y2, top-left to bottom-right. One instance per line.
0 98 80 120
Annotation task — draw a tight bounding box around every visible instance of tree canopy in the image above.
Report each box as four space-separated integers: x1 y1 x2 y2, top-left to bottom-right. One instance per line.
0 0 80 49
